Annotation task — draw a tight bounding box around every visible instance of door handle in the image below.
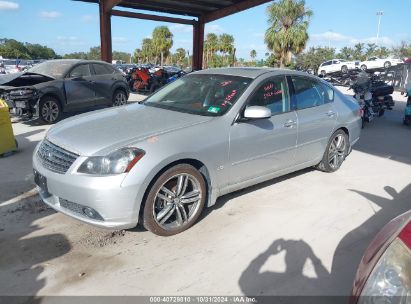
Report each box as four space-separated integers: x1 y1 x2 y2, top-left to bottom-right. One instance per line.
326 111 336 117
88 80 96 84
283 120 297 128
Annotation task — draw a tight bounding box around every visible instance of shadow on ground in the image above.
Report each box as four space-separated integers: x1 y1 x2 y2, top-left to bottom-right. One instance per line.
239 183 411 296
0 196 71 303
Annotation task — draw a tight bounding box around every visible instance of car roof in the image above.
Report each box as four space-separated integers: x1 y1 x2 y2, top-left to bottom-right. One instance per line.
43 59 112 65
193 67 310 79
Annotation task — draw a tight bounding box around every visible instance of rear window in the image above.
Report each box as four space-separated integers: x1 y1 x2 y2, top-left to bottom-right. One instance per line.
93 63 115 75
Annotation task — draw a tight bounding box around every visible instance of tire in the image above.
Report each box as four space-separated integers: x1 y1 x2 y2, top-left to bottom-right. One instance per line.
316 129 349 173
142 164 207 236
360 64 367 71
341 65 348 74
39 96 62 124
384 61 391 69
320 70 326 77
112 89 128 106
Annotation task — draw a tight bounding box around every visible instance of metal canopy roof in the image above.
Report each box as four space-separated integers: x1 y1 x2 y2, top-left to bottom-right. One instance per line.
74 0 271 23
72 0 271 69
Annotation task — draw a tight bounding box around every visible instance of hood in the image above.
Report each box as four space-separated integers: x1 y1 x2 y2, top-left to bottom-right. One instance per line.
46 104 213 156
0 72 54 87
0 72 25 85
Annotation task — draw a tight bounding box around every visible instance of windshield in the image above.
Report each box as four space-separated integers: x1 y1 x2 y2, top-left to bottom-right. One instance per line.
144 74 252 116
28 61 73 78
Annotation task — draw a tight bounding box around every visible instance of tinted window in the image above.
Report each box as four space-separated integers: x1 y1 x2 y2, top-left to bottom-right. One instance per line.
69 64 91 78
249 76 290 114
322 61 331 66
292 77 331 109
93 63 114 75
145 74 251 116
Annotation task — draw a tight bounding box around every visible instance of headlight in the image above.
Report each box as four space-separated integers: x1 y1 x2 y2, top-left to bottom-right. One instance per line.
358 238 411 303
78 147 145 175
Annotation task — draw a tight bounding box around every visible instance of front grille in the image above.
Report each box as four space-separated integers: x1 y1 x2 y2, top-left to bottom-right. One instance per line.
37 140 79 174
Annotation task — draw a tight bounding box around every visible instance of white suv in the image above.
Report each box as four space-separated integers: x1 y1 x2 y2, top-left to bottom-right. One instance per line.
318 59 359 76
360 57 403 71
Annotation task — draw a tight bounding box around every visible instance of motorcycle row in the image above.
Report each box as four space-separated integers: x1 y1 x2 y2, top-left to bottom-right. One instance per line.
125 66 186 94
348 71 395 128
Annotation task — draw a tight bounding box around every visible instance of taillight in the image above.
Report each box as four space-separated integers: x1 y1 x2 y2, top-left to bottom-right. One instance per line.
358 221 411 303
399 221 411 250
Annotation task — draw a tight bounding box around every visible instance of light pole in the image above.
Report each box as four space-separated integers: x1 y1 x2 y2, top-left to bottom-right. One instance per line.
376 11 383 45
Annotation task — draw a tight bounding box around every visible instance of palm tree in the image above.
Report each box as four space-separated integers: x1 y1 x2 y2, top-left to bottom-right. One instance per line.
152 26 173 66
204 33 219 68
250 49 257 64
175 48 186 66
133 48 143 64
264 0 313 67
218 33 234 66
141 38 154 63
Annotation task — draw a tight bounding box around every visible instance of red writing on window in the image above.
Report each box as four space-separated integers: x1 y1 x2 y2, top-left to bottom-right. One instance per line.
220 80 232 87
222 89 237 106
263 90 282 100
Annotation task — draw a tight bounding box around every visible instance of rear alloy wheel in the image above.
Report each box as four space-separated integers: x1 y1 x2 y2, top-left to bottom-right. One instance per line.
39 97 61 124
341 65 348 74
361 64 367 71
143 164 206 236
316 130 349 172
384 61 391 69
112 89 128 106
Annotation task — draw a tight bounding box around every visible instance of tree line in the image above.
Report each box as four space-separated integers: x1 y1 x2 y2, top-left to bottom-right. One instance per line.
2 0 411 71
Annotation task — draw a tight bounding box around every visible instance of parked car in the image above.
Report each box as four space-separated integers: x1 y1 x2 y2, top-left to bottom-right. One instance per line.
318 59 359 76
0 59 129 124
360 57 403 71
350 210 411 304
33 68 361 236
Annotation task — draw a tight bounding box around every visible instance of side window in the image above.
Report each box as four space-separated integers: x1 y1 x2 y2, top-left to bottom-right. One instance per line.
291 77 327 109
68 64 91 78
320 82 334 103
93 63 114 75
248 76 290 115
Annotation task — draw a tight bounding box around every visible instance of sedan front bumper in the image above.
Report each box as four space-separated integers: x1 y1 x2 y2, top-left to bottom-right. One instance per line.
33 152 141 229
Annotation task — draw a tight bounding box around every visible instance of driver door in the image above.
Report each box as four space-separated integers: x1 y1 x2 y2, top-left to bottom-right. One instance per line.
228 76 298 186
64 63 97 110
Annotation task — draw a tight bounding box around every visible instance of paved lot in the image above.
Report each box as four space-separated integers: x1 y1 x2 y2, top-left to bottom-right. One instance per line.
0 88 410 298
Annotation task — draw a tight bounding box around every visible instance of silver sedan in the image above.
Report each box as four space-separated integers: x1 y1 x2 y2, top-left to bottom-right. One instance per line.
33 68 361 236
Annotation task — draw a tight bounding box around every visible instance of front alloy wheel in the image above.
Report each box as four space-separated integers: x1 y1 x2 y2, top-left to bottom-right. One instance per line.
39 97 61 124
143 164 206 236
316 130 349 172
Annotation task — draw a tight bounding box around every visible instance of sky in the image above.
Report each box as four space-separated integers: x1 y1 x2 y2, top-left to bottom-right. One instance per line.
0 0 410 60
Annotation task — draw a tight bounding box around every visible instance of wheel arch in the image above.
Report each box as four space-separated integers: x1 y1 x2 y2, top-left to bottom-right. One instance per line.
138 158 214 222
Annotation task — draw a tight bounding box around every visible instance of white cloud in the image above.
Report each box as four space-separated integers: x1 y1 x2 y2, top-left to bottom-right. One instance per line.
0 0 18 10
113 37 129 43
170 24 192 33
82 14 97 22
310 31 395 47
205 24 224 34
39 11 61 19
57 36 84 46
311 31 352 43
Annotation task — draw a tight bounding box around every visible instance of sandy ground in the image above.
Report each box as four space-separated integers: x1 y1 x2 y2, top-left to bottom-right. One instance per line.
0 88 410 299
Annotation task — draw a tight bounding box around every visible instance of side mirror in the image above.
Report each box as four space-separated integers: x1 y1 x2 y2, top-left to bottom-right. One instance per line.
243 106 271 120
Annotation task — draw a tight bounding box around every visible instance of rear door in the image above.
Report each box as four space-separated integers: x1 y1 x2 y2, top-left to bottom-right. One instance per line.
64 63 96 109
289 76 337 165
91 63 117 105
